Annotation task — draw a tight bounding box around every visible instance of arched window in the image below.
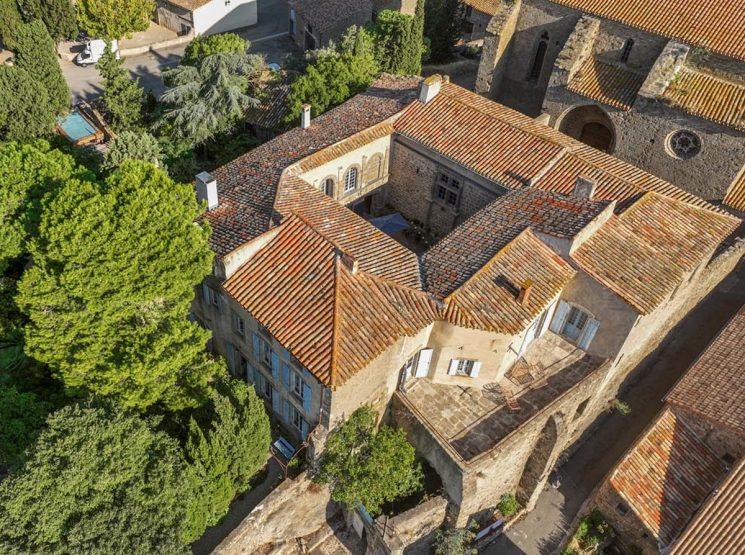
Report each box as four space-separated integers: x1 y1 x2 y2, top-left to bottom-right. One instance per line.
363 153 384 184
344 167 358 192
620 38 634 63
527 32 549 82
322 177 335 197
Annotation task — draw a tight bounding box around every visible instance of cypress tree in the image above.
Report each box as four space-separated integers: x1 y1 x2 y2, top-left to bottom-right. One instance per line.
428 0 463 63
0 0 23 48
14 20 69 115
0 65 55 140
97 45 145 131
402 0 425 75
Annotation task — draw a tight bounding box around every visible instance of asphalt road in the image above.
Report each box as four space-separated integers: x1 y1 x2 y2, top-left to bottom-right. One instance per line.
61 0 291 101
485 259 745 554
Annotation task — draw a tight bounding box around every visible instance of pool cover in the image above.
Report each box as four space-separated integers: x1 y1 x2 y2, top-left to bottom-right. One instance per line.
57 110 97 142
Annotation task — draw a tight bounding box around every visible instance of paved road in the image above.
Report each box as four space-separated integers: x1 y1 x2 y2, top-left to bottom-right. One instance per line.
61 0 291 101
485 259 745 554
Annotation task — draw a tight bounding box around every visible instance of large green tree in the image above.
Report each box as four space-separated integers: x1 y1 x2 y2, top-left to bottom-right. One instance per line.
161 51 264 145
97 45 145 131
76 0 155 40
315 406 422 515
0 141 93 272
14 20 69 115
17 160 221 410
183 378 271 541
0 403 191 554
427 0 463 63
401 0 425 74
0 65 55 140
0 386 50 470
17 0 77 41
368 10 414 74
183 32 248 66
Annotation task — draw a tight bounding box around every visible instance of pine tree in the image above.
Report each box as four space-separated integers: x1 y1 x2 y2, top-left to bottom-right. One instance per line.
428 0 463 63
183 33 248 66
16 0 76 41
0 65 55 140
97 45 144 131
369 10 413 74
102 130 162 171
17 160 221 411
0 403 191 554
14 20 69 115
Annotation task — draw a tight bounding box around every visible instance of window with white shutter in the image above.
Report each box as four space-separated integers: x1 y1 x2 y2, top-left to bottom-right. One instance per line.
414 348 433 377
447 359 480 377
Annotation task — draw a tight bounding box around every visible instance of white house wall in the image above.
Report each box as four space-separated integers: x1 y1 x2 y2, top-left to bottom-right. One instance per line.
192 0 258 35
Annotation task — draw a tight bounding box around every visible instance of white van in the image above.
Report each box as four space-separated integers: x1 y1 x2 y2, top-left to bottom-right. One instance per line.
75 39 119 66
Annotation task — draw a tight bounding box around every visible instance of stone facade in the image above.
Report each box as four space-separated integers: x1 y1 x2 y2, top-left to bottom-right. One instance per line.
475 0 745 202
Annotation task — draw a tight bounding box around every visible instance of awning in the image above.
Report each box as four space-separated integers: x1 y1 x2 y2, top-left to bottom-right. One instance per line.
369 213 410 234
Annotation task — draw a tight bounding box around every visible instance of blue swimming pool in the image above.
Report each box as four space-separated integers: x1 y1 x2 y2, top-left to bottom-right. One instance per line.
57 110 97 142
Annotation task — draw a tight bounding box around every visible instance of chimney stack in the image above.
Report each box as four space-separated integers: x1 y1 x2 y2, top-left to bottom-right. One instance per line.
518 279 533 305
419 75 442 104
301 103 311 129
573 175 597 200
339 251 358 274
195 171 218 210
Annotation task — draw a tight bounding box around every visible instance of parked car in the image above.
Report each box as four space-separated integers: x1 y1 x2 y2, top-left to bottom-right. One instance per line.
75 39 119 66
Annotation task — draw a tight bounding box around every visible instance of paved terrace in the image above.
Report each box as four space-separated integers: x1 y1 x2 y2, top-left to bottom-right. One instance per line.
402 333 606 462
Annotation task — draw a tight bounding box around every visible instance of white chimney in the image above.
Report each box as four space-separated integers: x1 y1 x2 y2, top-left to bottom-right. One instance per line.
419 75 442 104
301 103 311 129
573 175 597 200
196 171 218 210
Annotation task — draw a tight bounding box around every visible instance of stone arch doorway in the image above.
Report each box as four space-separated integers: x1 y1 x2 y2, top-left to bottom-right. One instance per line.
557 105 616 153
516 415 561 509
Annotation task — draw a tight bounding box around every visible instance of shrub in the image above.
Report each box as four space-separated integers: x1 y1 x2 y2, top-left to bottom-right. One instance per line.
497 492 521 518
612 399 631 415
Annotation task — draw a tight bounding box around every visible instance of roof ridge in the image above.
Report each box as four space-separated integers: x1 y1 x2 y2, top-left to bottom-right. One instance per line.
673 67 745 88
328 254 343 388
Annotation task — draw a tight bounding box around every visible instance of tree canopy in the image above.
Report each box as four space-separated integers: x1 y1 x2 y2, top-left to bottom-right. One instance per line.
102 130 162 171
161 51 264 145
0 403 191 554
97 45 145 131
368 10 413 75
0 141 94 272
183 33 248 66
426 0 463 63
76 0 155 40
14 20 69 115
183 378 271 541
0 0 23 49
17 0 77 41
0 66 55 141
0 386 50 470
315 406 422 515
284 26 379 124
16 160 221 410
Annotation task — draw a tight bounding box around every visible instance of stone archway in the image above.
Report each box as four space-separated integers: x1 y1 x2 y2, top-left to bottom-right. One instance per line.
516 415 561 509
557 105 616 153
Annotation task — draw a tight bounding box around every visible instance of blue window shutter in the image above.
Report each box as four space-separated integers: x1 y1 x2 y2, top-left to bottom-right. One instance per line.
272 389 281 414
578 318 600 351
301 419 309 440
282 363 290 390
302 383 312 413
202 283 210 304
283 399 290 423
252 333 260 359
250 364 258 384
226 343 235 373
549 300 570 334
271 352 280 380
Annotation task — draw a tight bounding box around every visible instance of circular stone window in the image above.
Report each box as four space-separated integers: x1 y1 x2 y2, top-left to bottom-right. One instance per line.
667 130 702 160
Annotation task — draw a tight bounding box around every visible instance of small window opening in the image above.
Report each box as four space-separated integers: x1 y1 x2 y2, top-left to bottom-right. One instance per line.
620 39 634 62
528 32 549 81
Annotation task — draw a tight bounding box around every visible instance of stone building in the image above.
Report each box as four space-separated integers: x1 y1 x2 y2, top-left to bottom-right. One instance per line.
155 0 257 36
190 75 743 526
589 306 745 554
472 0 745 204
287 0 416 52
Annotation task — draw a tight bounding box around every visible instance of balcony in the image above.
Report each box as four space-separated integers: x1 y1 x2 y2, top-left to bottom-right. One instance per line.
397 333 608 463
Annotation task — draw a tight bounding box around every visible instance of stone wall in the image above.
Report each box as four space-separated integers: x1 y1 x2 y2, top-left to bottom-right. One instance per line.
213 473 333 555
474 0 523 95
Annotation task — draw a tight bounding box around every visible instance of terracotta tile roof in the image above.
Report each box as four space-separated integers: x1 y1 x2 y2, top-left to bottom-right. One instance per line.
246 82 291 131
662 70 745 131
669 457 745 555
567 58 647 110
203 76 420 257
423 188 607 297
609 408 727 548
571 192 739 314
289 0 373 34
548 0 745 61
395 83 721 212
666 306 745 434
223 214 439 387
724 168 745 212
274 175 422 289
442 229 576 334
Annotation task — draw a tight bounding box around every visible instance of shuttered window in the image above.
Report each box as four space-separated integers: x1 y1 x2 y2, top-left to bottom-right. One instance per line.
447 359 481 377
